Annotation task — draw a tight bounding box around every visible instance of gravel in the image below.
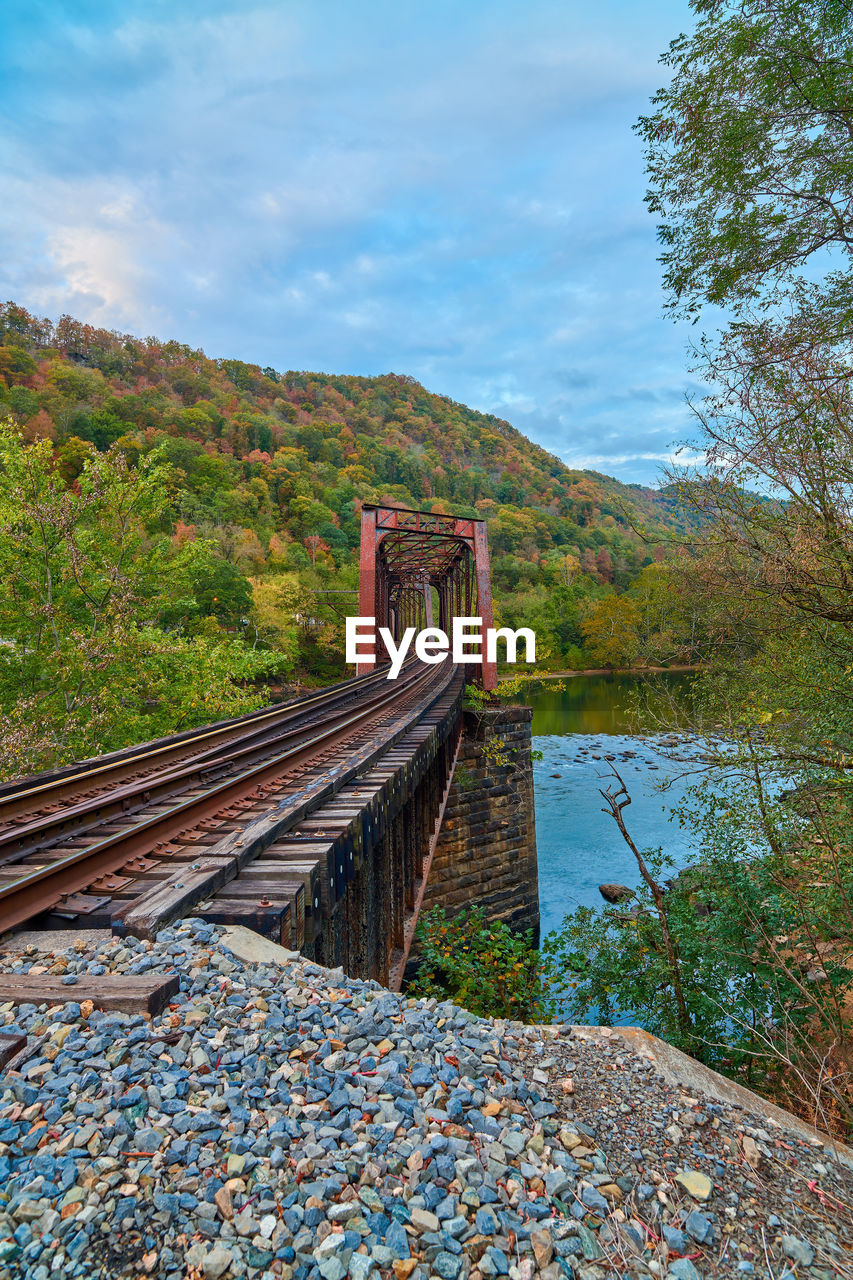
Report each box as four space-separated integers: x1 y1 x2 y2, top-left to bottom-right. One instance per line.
0 919 850 1280
515 1025 853 1279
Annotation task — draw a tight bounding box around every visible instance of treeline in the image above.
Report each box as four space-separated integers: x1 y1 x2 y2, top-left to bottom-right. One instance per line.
0 299 706 685
441 0 853 1139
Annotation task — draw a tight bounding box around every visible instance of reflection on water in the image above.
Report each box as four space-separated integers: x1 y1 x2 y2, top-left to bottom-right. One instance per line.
523 672 695 737
520 674 702 941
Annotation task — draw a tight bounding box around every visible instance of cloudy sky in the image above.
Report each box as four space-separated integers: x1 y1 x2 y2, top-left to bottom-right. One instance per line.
1 0 699 484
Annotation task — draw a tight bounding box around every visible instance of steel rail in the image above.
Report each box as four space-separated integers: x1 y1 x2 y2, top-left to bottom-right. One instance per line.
0 661 444 934
0 661 419 865
0 663 396 819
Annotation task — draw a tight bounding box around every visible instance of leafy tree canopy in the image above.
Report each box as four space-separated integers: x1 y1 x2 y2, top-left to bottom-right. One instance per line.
0 423 282 776
637 0 853 315
0 301 712 682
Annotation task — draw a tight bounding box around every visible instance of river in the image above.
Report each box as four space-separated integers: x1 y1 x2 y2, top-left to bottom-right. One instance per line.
522 673 704 940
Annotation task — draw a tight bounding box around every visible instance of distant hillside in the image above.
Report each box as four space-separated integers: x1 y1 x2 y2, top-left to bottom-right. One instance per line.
0 301 699 676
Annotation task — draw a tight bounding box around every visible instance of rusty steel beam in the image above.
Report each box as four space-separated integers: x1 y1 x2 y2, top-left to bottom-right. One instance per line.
473 519 497 690
357 505 378 675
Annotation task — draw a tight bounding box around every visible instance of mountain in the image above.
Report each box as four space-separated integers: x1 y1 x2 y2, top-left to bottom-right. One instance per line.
0 301 697 676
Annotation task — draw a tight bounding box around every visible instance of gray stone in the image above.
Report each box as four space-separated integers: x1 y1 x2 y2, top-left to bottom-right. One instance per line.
598 883 632 903
410 1206 439 1233
545 1169 574 1199
663 1225 690 1253
444 1215 468 1239
668 1261 702 1280
320 1259 348 1280
201 1246 234 1279
475 1206 500 1234
348 1255 375 1280
781 1236 815 1267
580 1184 608 1214
685 1210 714 1245
385 1220 409 1259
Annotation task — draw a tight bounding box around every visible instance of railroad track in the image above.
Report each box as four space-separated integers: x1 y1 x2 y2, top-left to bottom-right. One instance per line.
0 663 406 824
0 660 458 944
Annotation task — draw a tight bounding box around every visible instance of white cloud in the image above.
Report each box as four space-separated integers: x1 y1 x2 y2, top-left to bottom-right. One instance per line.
0 0 696 484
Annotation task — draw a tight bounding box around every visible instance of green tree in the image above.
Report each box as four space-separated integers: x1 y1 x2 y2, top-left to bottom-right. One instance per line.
0 346 36 386
580 593 641 667
189 557 253 627
628 561 708 664
632 1 853 1131
637 0 853 316
249 574 301 666
0 423 280 777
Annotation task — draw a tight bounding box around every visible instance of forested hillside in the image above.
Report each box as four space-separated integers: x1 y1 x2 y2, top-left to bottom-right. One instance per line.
0 300 702 692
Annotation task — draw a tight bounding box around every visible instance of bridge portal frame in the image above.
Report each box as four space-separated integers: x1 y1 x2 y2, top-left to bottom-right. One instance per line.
357 504 497 690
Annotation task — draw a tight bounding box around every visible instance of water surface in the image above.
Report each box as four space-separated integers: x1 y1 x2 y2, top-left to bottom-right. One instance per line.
522 673 704 940
524 672 694 736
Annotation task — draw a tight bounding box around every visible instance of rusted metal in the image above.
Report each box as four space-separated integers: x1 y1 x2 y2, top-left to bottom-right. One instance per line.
473 519 497 691
356 504 497 689
0 527 483 982
0 664 394 828
357 503 378 674
0 662 440 935
52 893 111 917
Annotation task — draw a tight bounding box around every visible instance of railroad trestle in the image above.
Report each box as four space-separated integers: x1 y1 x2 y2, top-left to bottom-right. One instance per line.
0 506 537 985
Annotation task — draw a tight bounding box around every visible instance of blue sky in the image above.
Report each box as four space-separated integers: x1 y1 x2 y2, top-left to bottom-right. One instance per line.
1 0 699 484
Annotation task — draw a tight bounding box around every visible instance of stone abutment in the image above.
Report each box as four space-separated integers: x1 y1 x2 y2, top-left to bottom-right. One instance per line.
421 704 540 940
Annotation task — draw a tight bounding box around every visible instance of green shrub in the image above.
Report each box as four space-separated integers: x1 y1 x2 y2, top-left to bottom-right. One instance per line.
409 905 545 1022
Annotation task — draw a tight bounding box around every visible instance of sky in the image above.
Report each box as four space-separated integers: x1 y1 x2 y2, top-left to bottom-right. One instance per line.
1 0 701 485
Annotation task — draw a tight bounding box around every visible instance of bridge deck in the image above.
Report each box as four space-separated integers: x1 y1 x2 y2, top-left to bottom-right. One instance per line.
0 662 464 983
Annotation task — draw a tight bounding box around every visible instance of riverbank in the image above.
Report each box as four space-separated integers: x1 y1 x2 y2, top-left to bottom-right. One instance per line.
0 920 850 1279
503 666 701 682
